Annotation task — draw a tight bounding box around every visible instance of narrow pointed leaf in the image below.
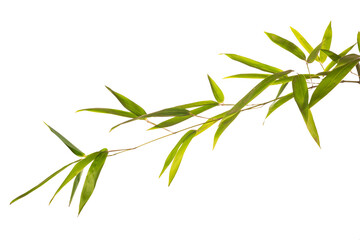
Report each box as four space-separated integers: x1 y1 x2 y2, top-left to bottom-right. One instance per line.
265 93 294 119
226 70 293 117
44 123 85 157
69 171 82 206
309 57 360 107
151 104 217 129
222 54 283 73
305 110 320 147
265 32 306 60
168 130 196 186
49 152 99 204
307 42 323 63
336 54 360 68
106 86 146 116
319 22 332 63
175 100 218 109
196 111 228 135
264 83 288 121
159 131 195 177
292 75 309 120
358 32 360 52
290 27 314 54
324 44 356 71
77 108 137 118
223 73 271 79
207 75 224 103
356 64 360 81
79 149 108 215
320 49 340 62
110 107 191 131
272 74 319 85
10 160 80 205
213 112 240 149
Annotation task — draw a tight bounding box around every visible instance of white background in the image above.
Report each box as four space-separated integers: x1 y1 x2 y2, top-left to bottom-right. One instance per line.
2 0 360 239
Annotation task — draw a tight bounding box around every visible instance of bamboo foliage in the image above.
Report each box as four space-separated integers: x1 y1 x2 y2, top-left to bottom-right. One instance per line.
10 23 360 215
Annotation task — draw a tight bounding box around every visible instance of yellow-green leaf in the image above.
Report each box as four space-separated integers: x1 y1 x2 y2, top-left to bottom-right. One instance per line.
159 131 195 177
223 73 271 79
196 112 228 136
79 149 108 215
309 57 360 107
320 50 340 62
272 74 319 85
44 123 85 157
222 54 283 73
106 86 146 116
207 75 224 103
292 75 309 120
305 109 320 147
69 171 82 206
319 22 332 63
357 32 360 52
10 160 80 205
265 93 294 119
49 152 99 204
175 100 218 109
290 27 314 54
265 32 306 60
168 130 196 186
213 112 239 149
324 44 356 71
76 108 137 118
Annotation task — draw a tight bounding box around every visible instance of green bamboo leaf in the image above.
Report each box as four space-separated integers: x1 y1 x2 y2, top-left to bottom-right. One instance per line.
290 27 314 54
196 111 228 136
49 152 99 204
10 160 80 205
358 32 360 52
44 123 85 157
264 83 288 121
76 108 137 118
226 70 293 117
265 93 294 119
307 42 323 63
105 86 146 116
316 71 330 76
320 50 340 62
272 74 319 85
79 149 108 215
222 54 283 73
319 22 332 63
207 75 224 103
324 44 356 71
168 130 196 186
305 110 320 147
159 131 195 177
336 54 360 68
175 100 218 109
292 75 309 120
150 104 217 130
110 107 191 131
223 73 271 79
356 64 360 81
213 112 240 149
69 171 82 206
309 57 360 107
265 32 306 60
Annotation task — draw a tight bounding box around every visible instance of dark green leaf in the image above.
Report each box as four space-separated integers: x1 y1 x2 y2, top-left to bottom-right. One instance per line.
223 73 271 79
319 22 332 63
290 27 314 54
265 32 306 60
106 86 146 116
309 57 360 107
324 44 356 71
44 123 85 157
358 32 360 52
69 171 82 206
213 112 240 149
168 130 196 186
265 93 294 119
222 54 283 73
159 131 195 177
207 75 224 103
10 160 80 205
307 42 323 63
79 149 108 215
49 152 99 204
76 108 137 118
320 49 340 62
150 104 217 129
272 74 319 85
